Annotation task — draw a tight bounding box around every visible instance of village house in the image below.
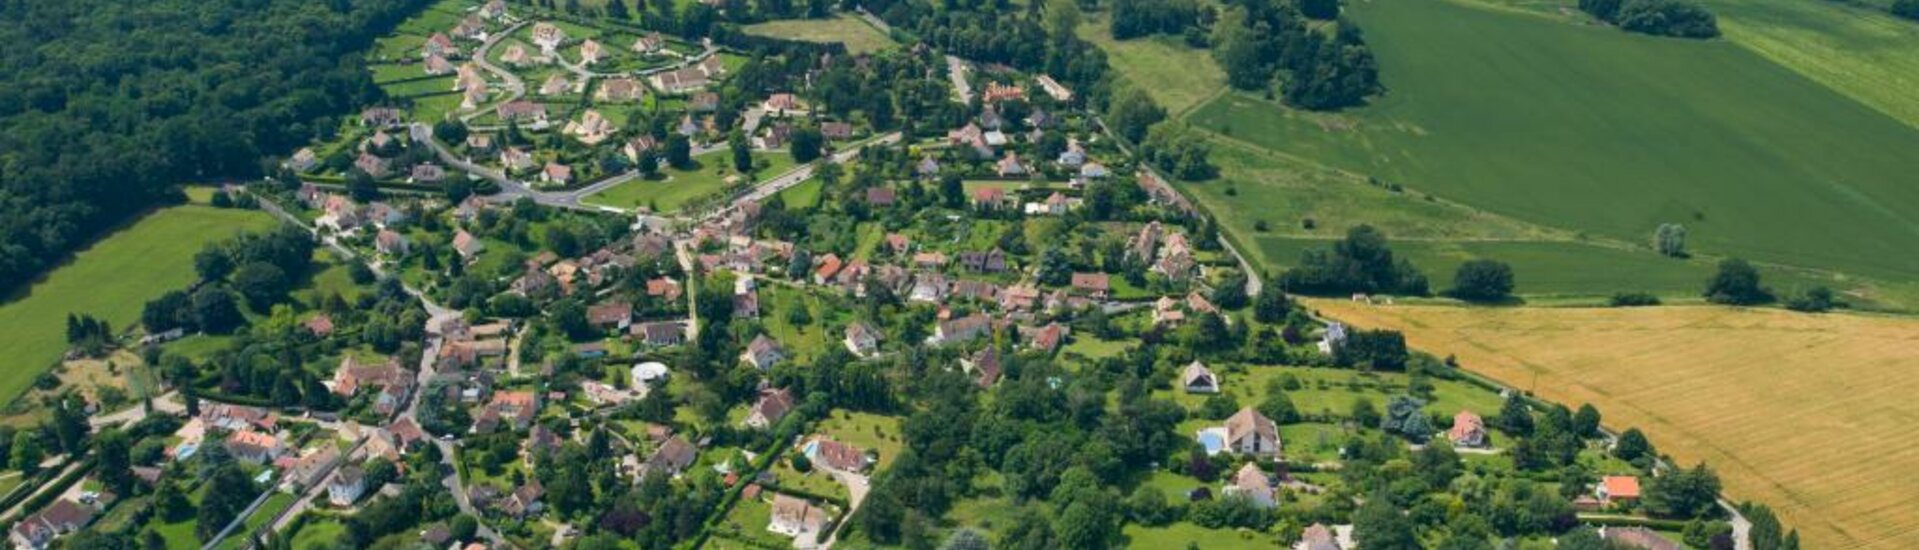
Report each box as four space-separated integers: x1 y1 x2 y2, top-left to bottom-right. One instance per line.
304 314 335 338
1026 322 1068 353
844 322 882 357
495 100 548 125
935 313 993 344
762 93 804 114
1035 74 1074 102
981 81 1026 103
1202 407 1281 458
424 33 456 58
745 388 796 429
651 67 709 94
1318 322 1349 355
996 152 1028 178
952 279 1000 303
481 0 508 18
202 403 277 432
1182 361 1221 393
631 32 666 54
698 55 726 77
226 430 288 464
644 436 698 477
916 156 942 178
1225 462 1277 508
805 437 870 473
453 14 486 40
1449 410 1489 448
689 91 721 112
410 163 446 183
822 121 854 140
475 390 539 433
946 123 993 158
864 187 897 207
811 253 844 285
531 22 565 53
768 494 828 538
742 335 786 370
9 499 96 550
1599 527 1682 550
452 230 486 261
424 54 454 76
1598 475 1641 505
541 162 574 185
329 466 367 507
578 39 604 65
633 321 687 348
971 187 1010 210
1070 272 1111 299
587 301 633 330
1297 523 1343 550
959 249 1009 273
500 479 546 519
964 348 1003 387
361 107 405 128
597 77 645 102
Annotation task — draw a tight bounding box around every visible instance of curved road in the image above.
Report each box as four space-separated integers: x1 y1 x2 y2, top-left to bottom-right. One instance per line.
459 21 531 125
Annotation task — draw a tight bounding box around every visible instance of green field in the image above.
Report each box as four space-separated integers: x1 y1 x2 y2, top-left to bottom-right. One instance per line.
0 205 277 403
1183 0 1919 290
585 152 797 212
1077 19 1227 115
742 16 899 55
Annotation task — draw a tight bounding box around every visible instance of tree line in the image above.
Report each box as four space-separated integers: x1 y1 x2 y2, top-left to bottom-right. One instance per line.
1578 0 1720 38
0 0 431 295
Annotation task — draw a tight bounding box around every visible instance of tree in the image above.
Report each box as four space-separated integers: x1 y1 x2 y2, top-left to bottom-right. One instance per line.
939 174 966 209
1381 395 1433 442
728 131 753 172
10 431 41 474
198 462 257 541
1573 403 1602 438
191 286 244 333
1036 248 1072 286
1280 225 1427 296
1785 286 1839 313
1354 494 1419 549
95 430 134 496
1055 501 1116 550
1493 394 1535 436
1644 463 1723 519
1104 86 1166 143
1895 0 1919 20
606 0 631 18
195 247 234 281
791 128 824 163
1253 285 1290 323
1300 0 1341 20
232 262 290 310
1614 427 1654 466
941 528 990 550
1449 259 1514 302
1703 258 1772 305
346 168 379 202
1654 223 1688 257
665 134 692 169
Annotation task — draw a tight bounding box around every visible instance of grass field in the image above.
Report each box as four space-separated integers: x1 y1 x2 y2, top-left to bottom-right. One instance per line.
1182 0 1919 288
0 205 276 404
742 16 898 55
584 152 797 212
1077 18 1227 115
1306 300 1919 549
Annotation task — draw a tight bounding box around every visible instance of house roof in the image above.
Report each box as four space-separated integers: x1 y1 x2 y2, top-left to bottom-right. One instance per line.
752 388 796 424
1602 475 1642 499
1225 407 1278 448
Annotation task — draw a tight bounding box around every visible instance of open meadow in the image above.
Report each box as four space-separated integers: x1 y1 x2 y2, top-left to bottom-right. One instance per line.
1076 18 1226 115
742 16 899 55
0 205 276 404
1175 0 1919 297
1306 300 1919 549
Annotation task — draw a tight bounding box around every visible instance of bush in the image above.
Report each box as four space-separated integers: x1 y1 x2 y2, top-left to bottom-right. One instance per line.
1608 292 1661 307
1582 0 1720 38
1448 259 1514 302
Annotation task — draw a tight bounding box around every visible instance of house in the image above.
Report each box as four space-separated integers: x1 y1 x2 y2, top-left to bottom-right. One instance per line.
768 494 828 538
622 135 660 163
981 81 1025 103
1318 322 1349 355
1080 162 1110 179
9 499 95 550
202 403 278 431
1449 410 1488 448
805 437 869 473
742 335 785 370
633 321 687 347
947 123 992 157
424 33 456 58
1001 284 1042 311
225 430 287 464
565 110 614 144
844 322 882 357
864 187 897 207
1297 523 1343 550
811 253 844 285
500 44 529 65
481 0 508 19
354 153 390 179
452 230 485 260
1224 462 1276 508
996 152 1028 177
884 233 911 255
587 302 633 329
541 162 574 185
361 107 405 128
477 390 539 432
630 362 670 390
689 91 721 112
1182 361 1221 393
762 93 803 114
1599 527 1683 550
959 249 1008 273
698 55 726 77
952 279 1000 302
1225 407 1281 458
971 187 1009 209
631 32 666 53
305 314 335 337
908 272 948 303
1598 475 1641 504
501 479 545 519
453 14 486 39
965 348 1003 387
644 436 698 476
597 77 645 102
424 54 454 76
1070 273 1111 299
410 164 446 183
328 466 367 506
821 121 854 140
650 67 709 93
935 313 992 344
916 156 942 178
495 100 548 124
288 148 319 172
531 22 565 53
1035 75 1074 102
759 123 793 149
578 39 604 65
1027 322 1067 353
745 388 796 429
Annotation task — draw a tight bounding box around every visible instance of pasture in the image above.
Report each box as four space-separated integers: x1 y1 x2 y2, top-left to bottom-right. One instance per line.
0 205 276 404
1076 18 1227 115
1184 0 1919 287
741 16 898 55
1306 300 1919 549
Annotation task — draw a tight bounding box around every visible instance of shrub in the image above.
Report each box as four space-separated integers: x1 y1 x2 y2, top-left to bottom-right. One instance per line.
1608 292 1661 307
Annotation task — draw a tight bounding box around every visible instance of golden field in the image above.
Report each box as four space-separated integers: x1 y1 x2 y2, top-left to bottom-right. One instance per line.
1306 300 1919 549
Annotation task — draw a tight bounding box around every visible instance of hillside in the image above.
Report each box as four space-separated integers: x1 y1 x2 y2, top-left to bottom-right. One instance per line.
1308 300 1919 549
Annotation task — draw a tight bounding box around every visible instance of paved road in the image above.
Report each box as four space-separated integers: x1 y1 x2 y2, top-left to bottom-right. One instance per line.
459 21 530 124
88 391 184 429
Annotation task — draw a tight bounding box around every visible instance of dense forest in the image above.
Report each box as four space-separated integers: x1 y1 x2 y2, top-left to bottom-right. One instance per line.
0 0 429 293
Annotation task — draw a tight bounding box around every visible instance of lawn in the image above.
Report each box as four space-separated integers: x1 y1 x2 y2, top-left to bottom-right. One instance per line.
1308 300 1919 549
584 151 798 213
290 516 349 550
776 177 823 210
742 15 899 55
216 492 297 550
1077 18 1227 115
0 205 276 404
1122 521 1281 550
1183 0 1919 289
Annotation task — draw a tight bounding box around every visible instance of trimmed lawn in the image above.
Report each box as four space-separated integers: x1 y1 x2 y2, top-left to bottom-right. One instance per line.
742 16 899 55
1122 521 1281 550
290 517 349 550
777 177 823 210
584 151 798 213
0 205 276 404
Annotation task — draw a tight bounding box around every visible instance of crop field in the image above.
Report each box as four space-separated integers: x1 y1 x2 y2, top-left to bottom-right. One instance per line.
742 16 898 55
0 205 276 404
1183 0 1919 288
1306 300 1919 549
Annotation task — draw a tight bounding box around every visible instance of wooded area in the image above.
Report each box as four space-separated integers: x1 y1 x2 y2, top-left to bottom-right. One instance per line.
0 0 430 293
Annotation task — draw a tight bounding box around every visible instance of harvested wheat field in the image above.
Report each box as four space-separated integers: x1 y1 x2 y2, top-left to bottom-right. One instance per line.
1307 300 1919 549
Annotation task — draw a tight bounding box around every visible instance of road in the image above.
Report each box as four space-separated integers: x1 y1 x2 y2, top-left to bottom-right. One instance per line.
1088 114 1260 297
945 56 973 104
88 391 184 429
459 21 530 125
691 132 902 223
251 192 506 547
